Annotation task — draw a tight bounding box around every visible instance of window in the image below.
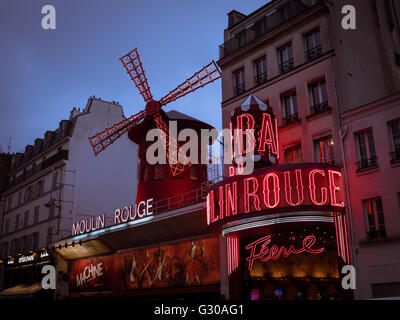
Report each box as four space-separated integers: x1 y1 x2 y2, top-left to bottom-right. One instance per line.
22 236 28 253
18 191 22 206
254 56 267 85
233 68 245 96
234 30 247 49
372 282 400 299
33 232 39 250
389 119 400 163
7 196 12 211
253 17 266 37
363 198 386 240
46 227 53 245
282 92 298 124
314 136 335 164
355 129 377 171
35 180 44 198
305 29 322 60
34 206 39 224
154 164 164 180
15 214 20 231
2 242 8 257
52 171 58 189
309 79 329 114
11 239 16 255
4 219 9 235
24 186 32 203
278 43 293 73
285 145 302 164
190 166 199 181
15 238 21 254
24 210 29 227
48 201 54 220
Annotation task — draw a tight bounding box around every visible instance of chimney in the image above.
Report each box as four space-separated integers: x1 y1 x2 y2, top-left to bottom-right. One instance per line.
227 10 247 28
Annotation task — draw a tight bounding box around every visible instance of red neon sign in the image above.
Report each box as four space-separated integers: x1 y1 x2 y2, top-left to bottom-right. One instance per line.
230 111 279 162
245 234 325 270
206 164 345 227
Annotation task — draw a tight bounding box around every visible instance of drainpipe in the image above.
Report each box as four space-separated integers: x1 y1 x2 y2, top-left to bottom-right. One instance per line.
324 6 358 270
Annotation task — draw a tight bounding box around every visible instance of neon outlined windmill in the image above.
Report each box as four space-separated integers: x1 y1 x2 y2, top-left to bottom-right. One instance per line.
88 48 221 176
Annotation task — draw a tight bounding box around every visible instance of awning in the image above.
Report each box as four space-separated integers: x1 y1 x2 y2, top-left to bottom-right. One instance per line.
0 283 43 299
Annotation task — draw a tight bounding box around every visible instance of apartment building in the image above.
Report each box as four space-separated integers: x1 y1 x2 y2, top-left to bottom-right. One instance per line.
217 0 400 299
0 96 138 291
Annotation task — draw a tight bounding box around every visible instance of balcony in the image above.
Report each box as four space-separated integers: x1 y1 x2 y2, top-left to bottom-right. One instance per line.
254 72 268 86
356 155 378 172
279 58 294 74
305 44 322 61
6 150 69 190
390 148 400 164
233 83 246 96
367 227 386 240
283 113 299 125
219 0 322 59
310 101 331 115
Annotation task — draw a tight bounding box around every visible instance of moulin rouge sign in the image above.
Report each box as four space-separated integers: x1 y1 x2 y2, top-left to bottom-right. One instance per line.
207 164 345 226
206 97 345 227
72 198 154 236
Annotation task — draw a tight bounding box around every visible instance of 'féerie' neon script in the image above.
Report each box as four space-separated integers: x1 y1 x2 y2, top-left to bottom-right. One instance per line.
245 234 325 270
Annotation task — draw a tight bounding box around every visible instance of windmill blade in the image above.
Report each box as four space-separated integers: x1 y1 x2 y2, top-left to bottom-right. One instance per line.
153 112 191 176
120 48 153 103
159 60 221 106
89 110 147 156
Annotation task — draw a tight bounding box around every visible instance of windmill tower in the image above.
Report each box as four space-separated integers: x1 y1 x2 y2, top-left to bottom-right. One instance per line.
88 48 221 209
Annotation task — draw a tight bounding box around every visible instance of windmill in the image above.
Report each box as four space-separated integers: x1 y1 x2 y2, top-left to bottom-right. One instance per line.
88 48 221 176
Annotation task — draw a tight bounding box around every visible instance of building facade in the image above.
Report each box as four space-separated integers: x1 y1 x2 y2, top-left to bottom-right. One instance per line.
217 0 400 299
50 111 220 300
0 97 138 294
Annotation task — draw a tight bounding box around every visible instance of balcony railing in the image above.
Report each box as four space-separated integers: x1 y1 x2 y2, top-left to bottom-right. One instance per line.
219 0 321 59
310 101 331 115
6 150 69 190
305 44 322 61
390 148 400 163
254 72 268 86
283 113 299 125
279 58 294 74
356 155 378 172
233 83 246 96
367 226 386 240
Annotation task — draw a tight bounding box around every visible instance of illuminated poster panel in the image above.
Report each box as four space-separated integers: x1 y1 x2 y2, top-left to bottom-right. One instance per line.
69 236 220 292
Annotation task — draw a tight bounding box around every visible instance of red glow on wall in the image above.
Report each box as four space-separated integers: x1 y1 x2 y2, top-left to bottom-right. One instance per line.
245 234 325 270
334 212 351 264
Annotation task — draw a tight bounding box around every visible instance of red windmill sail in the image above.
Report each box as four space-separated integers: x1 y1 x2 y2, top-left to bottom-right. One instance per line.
88 48 221 176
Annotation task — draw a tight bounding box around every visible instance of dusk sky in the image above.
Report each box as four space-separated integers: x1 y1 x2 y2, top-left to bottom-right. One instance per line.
0 0 269 153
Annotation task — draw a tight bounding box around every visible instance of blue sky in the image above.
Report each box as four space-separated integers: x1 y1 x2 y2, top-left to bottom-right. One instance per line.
0 0 269 153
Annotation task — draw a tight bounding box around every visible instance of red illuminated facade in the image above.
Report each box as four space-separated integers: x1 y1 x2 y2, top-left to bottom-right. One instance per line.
206 94 351 300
